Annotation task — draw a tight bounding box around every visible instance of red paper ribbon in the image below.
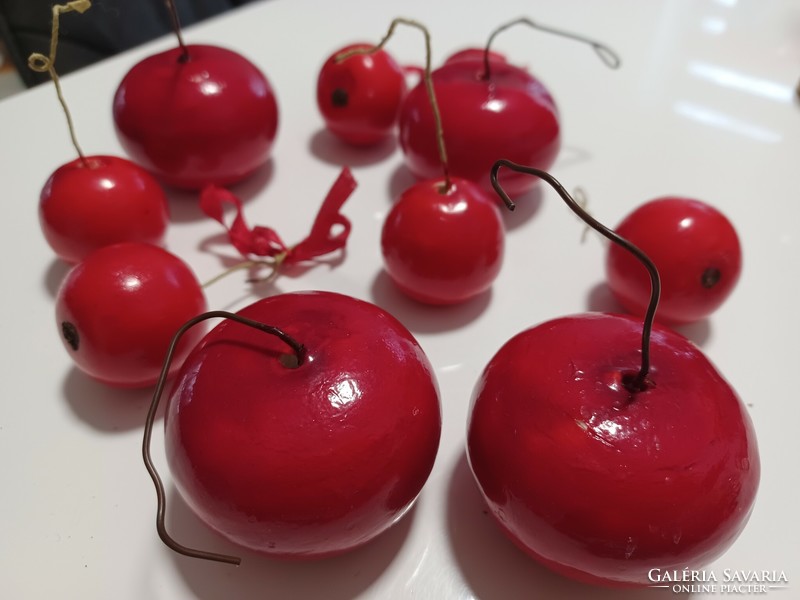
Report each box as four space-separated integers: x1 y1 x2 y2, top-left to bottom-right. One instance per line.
200 167 357 266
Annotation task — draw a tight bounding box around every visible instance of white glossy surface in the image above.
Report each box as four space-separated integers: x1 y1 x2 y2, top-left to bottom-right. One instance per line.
1 0 798 598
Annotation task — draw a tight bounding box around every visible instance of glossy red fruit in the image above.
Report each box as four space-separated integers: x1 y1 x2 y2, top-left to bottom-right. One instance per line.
381 177 504 305
316 43 407 146
113 44 279 189
468 312 759 587
399 58 559 197
39 155 169 263
443 47 508 65
606 197 742 324
55 243 207 388
164 291 441 557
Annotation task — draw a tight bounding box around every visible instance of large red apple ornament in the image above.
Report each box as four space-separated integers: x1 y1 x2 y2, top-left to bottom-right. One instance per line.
113 1 278 189
400 17 620 197
344 19 505 305
143 291 441 563
467 160 759 587
29 0 170 263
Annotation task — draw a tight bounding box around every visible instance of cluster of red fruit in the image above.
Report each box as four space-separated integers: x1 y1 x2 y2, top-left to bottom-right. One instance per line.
38 3 757 591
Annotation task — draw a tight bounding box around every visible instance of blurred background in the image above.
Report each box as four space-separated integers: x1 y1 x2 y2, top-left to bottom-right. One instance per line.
0 0 260 99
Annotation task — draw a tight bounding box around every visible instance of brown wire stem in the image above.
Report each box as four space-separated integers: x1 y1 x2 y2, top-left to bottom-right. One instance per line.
490 159 660 393
483 17 621 79
27 0 92 165
164 0 190 61
142 310 306 565
335 18 451 190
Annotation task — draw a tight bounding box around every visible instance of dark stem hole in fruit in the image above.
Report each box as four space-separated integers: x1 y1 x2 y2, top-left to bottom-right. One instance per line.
702 267 721 289
621 370 654 396
62 321 79 351
331 88 349 107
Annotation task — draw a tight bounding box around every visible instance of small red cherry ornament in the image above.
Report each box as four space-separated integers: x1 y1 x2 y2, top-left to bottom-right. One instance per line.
381 177 504 304
27 2 170 262
316 43 407 146
606 197 742 324
161 291 441 558
113 44 279 189
39 155 169 263
55 242 207 387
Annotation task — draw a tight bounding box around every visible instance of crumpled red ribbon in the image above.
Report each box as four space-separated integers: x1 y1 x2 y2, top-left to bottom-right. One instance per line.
200 167 357 266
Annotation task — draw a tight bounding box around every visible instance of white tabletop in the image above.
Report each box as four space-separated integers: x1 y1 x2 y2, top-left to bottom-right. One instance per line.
1 0 798 598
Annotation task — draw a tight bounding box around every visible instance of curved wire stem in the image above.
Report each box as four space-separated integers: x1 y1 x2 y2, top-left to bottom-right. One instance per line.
335 18 451 190
484 16 621 79
142 310 306 566
490 159 660 392
27 0 92 165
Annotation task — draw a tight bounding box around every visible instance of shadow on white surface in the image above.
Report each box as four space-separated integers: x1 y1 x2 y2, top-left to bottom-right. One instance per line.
387 162 422 202
369 269 493 334
554 144 594 171
585 280 625 314
671 319 712 348
309 128 399 168
62 367 156 433
585 281 713 347
43 257 73 298
164 484 416 600
165 159 275 224
446 453 692 600
500 184 544 232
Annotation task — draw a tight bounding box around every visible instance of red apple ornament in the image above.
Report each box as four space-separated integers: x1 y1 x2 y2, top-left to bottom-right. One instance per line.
606 196 742 324
113 42 279 189
144 291 441 562
467 160 759 587
399 18 619 197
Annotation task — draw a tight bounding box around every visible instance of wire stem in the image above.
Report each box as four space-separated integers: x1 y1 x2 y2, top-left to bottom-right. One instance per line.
490 159 659 392
27 0 92 165
335 18 451 190
164 0 190 61
142 310 306 565
483 16 621 79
